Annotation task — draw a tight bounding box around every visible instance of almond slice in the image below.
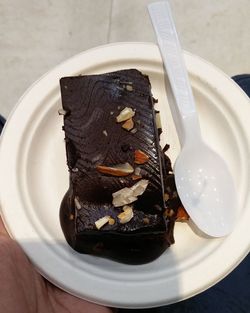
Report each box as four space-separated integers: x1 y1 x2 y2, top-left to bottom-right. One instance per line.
155 112 162 129
118 206 134 224
122 118 134 131
116 107 135 123
131 174 142 181
112 188 137 207
130 179 149 196
134 150 149 164
108 217 115 225
112 179 149 207
176 206 189 221
96 162 134 176
74 197 82 210
95 216 110 230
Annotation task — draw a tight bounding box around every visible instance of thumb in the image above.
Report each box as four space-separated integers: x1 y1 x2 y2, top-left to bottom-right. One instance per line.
0 216 9 237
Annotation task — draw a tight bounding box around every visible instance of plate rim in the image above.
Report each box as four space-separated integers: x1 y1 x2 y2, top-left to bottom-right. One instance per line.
0 42 250 309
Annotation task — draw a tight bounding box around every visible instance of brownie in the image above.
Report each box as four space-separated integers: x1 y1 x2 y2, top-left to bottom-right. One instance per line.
59 69 180 264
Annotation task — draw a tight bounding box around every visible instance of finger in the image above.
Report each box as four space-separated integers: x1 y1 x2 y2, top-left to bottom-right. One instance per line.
0 216 9 237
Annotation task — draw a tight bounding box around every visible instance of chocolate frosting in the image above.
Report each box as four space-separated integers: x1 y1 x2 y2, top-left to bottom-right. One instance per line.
59 69 179 264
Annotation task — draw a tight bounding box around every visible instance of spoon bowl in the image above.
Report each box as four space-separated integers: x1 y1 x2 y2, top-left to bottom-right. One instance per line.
175 141 236 237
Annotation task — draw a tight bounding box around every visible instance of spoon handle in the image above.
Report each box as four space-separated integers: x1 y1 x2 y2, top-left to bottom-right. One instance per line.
148 1 200 145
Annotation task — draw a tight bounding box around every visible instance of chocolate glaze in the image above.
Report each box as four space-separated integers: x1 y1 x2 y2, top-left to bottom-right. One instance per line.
59 69 179 264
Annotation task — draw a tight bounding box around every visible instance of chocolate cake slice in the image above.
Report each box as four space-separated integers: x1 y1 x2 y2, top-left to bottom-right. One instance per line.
59 69 180 264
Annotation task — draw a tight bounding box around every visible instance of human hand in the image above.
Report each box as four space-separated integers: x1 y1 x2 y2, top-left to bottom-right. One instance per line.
0 217 115 313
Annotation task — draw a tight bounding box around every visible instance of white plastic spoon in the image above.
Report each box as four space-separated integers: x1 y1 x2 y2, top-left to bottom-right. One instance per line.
148 1 237 237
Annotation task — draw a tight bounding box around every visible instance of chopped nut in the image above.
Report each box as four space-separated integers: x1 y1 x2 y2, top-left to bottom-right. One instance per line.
72 167 79 173
109 217 115 225
95 216 110 230
163 209 175 218
116 107 135 123
122 118 134 131
164 193 170 201
134 150 149 164
155 112 162 129
112 188 137 207
176 206 189 221
131 174 142 181
69 214 74 220
143 217 150 224
134 167 141 176
58 109 67 115
74 197 81 210
118 206 134 224
103 130 108 136
96 162 134 176
125 85 133 91
108 217 115 225
112 179 149 207
120 82 133 91
130 179 149 196
110 111 114 115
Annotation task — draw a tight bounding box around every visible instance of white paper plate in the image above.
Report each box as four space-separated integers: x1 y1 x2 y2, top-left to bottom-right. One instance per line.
0 43 250 309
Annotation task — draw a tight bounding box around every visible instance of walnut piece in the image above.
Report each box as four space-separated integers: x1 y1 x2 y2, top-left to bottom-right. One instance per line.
122 118 134 131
